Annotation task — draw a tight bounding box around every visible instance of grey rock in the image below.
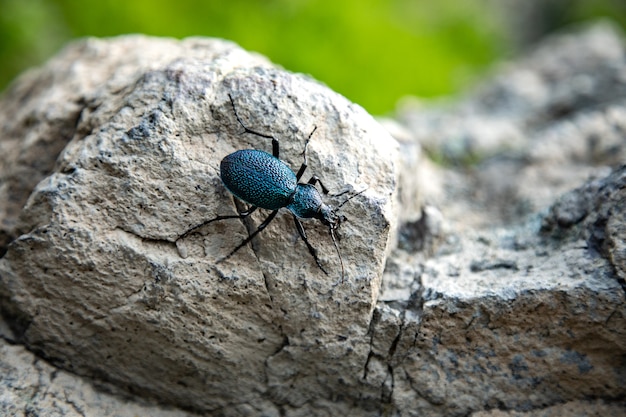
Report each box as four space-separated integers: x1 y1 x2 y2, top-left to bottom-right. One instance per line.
1 23 626 417
380 21 626 416
0 35 397 415
397 22 626 228
0 339 201 417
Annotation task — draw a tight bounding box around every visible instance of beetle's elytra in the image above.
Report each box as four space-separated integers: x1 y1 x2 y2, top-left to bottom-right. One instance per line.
178 94 359 281
220 149 297 211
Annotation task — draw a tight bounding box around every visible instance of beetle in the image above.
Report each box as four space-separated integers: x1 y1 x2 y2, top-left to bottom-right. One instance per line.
178 94 359 281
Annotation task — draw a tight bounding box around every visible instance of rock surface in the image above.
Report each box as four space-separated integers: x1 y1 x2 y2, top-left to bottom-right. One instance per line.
0 339 200 417
385 22 626 416
1 23 626 417
0 35 396 415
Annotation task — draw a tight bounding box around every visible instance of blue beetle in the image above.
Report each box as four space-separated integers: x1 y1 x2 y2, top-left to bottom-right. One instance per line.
179 94 354 280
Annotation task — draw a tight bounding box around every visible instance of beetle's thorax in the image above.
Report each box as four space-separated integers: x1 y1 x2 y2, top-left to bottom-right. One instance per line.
287 183 328 220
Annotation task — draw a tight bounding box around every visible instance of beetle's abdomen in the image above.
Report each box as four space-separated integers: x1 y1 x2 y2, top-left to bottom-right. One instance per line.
220 149 297 210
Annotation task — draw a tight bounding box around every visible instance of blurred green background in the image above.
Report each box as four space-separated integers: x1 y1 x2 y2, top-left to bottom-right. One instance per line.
0 0 625 114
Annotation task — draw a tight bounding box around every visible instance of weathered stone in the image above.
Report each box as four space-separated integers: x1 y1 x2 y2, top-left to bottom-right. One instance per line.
379 22 626 416
2 22 626 417
0 339 201 417
397 22 626 229
0 35 397 415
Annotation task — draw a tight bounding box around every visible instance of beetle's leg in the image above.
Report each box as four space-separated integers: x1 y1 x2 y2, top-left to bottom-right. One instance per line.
293 215 328 276
237 206 256 216
300 125 318 166
294 126 319 181
228 94 279 158
307 175 330 195
232 197 255 217
295 163 308 181
217 209 279 264
177 206 259 240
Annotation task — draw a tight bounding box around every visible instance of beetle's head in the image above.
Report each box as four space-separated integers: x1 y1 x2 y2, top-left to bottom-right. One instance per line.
317 204 342 229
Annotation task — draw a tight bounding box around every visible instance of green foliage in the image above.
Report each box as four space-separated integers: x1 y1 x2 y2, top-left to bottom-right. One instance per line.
0 0 68 87
0 0 624 114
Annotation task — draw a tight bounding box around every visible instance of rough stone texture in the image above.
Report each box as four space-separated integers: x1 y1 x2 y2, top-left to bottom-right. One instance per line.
0 339 201 417
0 36 396 415
471 399 626 417
397 21 626 229
1 23 626 417
385 22 626 416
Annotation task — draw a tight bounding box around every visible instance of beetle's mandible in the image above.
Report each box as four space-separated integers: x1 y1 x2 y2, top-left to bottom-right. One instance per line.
178 94 359 281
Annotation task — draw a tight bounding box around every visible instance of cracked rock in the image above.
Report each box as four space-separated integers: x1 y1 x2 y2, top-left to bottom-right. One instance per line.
0 338 200 417
0 35 397 415
379 22 626 416
2 22 626 417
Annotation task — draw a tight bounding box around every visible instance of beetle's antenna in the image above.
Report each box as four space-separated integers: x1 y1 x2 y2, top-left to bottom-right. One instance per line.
337 187 368 210
327 187 367 283
329 226 345 283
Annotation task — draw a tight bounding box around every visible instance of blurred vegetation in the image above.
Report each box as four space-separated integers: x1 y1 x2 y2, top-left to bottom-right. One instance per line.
0 0 625 114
